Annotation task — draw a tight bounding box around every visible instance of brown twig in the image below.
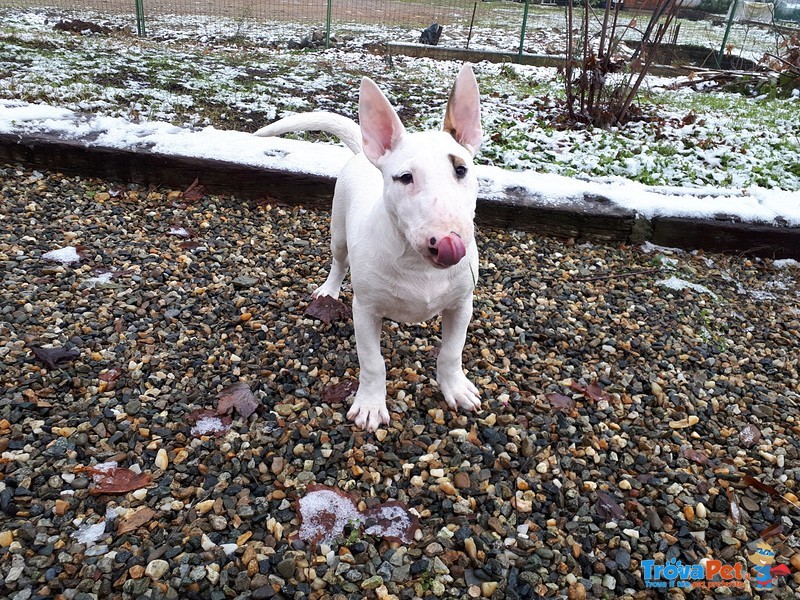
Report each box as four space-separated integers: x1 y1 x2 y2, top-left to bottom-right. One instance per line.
571 267 661 282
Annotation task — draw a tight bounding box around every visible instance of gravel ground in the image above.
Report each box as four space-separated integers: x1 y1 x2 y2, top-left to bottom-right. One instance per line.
1 162 799 600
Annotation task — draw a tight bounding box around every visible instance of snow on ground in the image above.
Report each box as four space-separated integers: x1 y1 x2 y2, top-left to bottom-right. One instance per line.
3 97 799 226
1 7 799 225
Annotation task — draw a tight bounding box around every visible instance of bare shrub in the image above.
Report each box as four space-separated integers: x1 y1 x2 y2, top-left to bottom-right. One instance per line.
561 0 681 127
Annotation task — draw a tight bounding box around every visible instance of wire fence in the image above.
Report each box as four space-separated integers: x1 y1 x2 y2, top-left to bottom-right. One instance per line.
2 0 798 69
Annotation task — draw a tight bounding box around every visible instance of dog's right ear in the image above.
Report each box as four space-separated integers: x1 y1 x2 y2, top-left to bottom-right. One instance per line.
359 77 406 165
443 64 482 156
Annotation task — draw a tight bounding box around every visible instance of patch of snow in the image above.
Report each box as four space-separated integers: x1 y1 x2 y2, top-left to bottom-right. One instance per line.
42 245 81 264
297 488 361 544
774 259 799 269
656 276 718 299
190 416 229 437
85 271 114 286
71 521 107 546
641 241 683 255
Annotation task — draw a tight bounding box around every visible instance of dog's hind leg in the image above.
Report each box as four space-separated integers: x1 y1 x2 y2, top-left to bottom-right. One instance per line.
312 192 349 299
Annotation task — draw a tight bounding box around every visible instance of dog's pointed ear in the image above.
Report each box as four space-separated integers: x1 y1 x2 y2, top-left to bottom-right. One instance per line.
359 77 406 165
443 64 482 156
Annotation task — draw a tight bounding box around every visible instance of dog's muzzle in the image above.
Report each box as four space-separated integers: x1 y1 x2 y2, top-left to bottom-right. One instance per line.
428 233 466 267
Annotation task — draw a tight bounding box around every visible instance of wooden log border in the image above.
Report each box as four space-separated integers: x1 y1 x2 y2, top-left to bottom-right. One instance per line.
1 133 797 259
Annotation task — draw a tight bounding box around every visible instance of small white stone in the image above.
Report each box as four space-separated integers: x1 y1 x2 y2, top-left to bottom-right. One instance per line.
145 559 170 580
155 448 169 470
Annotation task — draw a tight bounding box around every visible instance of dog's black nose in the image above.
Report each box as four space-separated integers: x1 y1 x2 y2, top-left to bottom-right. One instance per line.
429 237 437 245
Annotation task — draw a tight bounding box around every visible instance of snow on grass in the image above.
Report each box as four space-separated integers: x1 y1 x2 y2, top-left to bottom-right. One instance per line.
1 6 800 200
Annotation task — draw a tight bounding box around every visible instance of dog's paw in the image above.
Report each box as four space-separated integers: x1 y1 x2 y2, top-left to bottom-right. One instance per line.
438 372 481 413
312 285 340 300
347 395 390 432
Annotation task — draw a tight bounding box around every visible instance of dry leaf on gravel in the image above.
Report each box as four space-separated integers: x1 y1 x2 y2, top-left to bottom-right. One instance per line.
182 178 207 202
305 295 352 325
116 506 156 534
30 346 81 369
79 464 151 495
297 484 418 547
216 382 259 419
595 491 625 522
322 380 359 404
545 392 576 413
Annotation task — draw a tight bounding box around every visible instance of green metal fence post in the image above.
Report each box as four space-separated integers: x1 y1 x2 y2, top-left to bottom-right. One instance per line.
518 0 530 63
134 0 146 37
325 0 332 49
716 0 739 68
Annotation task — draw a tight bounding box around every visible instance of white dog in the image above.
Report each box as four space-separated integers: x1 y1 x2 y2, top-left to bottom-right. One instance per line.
255 65 483 431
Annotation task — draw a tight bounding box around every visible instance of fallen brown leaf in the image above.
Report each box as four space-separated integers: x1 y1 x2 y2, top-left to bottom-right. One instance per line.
322 380 359 404
217 382 259 419
305 295 352 325
30 346 80 369
79 465 151 495
116 506 156 535
545 392 575 413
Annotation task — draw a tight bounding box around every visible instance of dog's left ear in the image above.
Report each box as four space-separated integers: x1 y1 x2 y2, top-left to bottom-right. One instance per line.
443 64 482 156
359 76 407 165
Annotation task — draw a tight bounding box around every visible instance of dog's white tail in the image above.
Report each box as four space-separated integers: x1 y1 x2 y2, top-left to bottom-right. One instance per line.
253 112 362 154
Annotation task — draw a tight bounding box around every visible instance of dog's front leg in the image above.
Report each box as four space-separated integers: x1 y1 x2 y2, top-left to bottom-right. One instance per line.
347 296 390 431
437 297 481 413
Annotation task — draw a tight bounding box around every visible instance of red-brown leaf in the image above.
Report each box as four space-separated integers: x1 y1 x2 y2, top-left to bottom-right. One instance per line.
305 295 352 325
545 393 575 412
758 522 784 540
362 501 419 544
116 506 156 534
569 380 611 403
683 447 712 466
80 465 151 495
569 381 587 394
187 409 232 437
30 346 80 369
182 178 207 202
741 474 780 497
322 380 359 404
99 367 122 382
585 381 611 403
738 424 761 448
595 491 624 522
217 382 259 419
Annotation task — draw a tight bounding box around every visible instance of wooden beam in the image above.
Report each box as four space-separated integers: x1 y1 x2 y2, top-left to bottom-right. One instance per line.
1 133 797 259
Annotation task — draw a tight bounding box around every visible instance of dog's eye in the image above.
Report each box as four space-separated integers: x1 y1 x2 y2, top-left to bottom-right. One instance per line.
454 165 467 179
393 173 413 185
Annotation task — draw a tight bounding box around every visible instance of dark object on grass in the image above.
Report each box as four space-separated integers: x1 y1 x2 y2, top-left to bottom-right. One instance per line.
419 22 443 46
54 19 114 35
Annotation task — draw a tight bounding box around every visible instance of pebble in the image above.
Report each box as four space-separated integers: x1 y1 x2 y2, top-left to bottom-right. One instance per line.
0 165 798 599
145 559 170 580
